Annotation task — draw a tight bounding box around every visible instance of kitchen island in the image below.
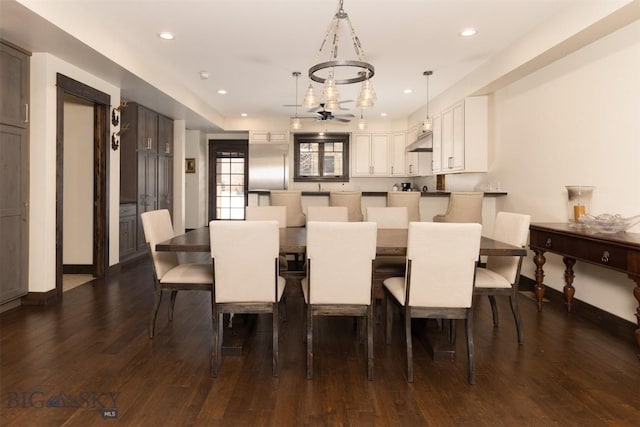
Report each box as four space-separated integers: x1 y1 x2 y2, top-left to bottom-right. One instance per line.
248 190 507 234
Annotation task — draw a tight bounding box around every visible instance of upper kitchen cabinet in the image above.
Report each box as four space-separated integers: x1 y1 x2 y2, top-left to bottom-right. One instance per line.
0 42 30 128
431 115 442 173
438 96 488 173
352 133 390 177
157 114 173 156
390 132 406 176
250 130 289 144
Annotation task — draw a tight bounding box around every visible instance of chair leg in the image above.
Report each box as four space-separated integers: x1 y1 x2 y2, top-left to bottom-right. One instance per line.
405 306 413 383
488 295 499 327
448 319 457 344
306 305 313 380
211 305 219 377
211 290 218 377
509 295 524 345
168 290 178 321
385 294 393 345
149 289 163 338
215 312 224 377
367 306 374 381
272 302 279 377
465 309 476 385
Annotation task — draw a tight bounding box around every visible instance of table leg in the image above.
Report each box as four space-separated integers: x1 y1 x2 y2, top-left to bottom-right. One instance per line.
562 257 577 313
632 275 640 348
533 249 546 312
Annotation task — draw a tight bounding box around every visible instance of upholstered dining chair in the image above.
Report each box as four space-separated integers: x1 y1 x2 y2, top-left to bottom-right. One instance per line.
433 192 483 223
329 191 364 222
269 190 306 227
383 222 482 384
245 205 287 227
387 191 421 222
302 221 377 380
474 212 530 345
140 209 213 339
366 207 409 229
366 207 409 318
210 220 286 377
306 206 349 222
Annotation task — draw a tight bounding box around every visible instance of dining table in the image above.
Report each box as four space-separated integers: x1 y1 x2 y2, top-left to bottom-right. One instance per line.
156 226 527 358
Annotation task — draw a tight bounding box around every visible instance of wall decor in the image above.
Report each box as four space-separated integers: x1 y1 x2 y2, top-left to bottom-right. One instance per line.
185 158 196 173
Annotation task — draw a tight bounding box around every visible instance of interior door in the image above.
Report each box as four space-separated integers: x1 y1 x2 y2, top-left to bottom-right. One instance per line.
208 140 248 221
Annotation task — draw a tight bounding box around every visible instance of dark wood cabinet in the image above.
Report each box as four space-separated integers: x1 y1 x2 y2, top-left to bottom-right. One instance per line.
0 41 30 304
119 102 173 261
118 203 137 258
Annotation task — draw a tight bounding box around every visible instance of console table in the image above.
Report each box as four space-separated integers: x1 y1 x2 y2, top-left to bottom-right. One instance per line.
529 223 640 347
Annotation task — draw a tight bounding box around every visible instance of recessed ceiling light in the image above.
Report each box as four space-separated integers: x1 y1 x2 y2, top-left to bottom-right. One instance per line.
241 113 247 117
199 71 210 80
403 89 412 94
158 31 175 40
460 28 477 37
217 89 227 95
380 113 388 117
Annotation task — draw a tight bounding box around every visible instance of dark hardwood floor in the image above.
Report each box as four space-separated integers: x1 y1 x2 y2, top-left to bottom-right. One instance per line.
1 259 639 426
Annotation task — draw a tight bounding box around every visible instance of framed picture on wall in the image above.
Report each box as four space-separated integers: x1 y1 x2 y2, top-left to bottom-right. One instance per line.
185 158 196 173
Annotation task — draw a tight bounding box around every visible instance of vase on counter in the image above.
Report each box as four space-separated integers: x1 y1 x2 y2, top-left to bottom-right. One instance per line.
566 186 595 225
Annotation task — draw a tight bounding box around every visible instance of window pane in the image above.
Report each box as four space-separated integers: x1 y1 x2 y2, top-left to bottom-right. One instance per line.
300 152 319 176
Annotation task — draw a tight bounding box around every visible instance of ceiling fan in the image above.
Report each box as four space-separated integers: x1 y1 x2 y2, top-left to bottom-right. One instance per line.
306 102 355 123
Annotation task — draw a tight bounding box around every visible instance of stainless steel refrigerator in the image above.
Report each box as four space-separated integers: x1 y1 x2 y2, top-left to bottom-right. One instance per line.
248 143 289 190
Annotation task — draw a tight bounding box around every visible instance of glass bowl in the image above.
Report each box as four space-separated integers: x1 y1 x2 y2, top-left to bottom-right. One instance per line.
578 213 640 233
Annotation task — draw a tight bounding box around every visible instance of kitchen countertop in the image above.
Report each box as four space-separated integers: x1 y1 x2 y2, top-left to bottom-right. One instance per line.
248 190 507 197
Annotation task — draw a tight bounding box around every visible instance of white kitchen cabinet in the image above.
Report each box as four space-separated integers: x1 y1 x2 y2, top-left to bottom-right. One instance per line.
439 96 487 173
431 114 442 173
390 132 406 176
352 133 390 177
250 130 289 144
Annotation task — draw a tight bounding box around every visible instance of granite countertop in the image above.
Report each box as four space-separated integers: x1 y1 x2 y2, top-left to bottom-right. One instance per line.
248 190 507 197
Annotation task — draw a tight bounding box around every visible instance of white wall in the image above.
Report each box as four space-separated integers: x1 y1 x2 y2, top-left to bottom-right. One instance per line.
29 53 120 293
491 20 640 323
185 129 208 229
62 95 93 264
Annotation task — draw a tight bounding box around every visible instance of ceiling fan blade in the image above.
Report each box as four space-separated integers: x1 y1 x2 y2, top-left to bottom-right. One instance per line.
335 117 351 123
283 104 302 107
334 113 355 118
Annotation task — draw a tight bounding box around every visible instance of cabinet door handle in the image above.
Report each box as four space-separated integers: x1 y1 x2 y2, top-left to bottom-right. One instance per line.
601 251 610 263
391 166 394 174
146 138 152 150
24 104 29 123
545 238 552 248
165 142 170 154
448 156 453 168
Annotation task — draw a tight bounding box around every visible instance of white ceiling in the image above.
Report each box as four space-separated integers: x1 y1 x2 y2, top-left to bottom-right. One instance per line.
0 0 617 131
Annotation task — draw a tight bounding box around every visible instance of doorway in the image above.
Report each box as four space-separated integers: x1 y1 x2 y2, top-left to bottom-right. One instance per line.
55 74 110 298
208 140 248 221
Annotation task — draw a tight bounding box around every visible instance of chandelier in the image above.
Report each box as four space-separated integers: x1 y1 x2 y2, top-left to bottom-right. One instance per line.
303 0 376 111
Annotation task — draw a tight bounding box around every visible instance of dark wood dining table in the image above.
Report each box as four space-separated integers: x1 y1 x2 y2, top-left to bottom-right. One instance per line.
156 226 527 358
156 226 527 258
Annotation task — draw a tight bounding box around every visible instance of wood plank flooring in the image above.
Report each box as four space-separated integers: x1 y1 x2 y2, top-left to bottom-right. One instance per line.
1 259 639 426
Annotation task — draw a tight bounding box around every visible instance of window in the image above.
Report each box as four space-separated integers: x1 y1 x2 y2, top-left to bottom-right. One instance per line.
294 133 349 182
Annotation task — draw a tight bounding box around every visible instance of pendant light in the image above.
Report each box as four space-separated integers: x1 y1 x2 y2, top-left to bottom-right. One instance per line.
291 72 302 130
422 70 433 132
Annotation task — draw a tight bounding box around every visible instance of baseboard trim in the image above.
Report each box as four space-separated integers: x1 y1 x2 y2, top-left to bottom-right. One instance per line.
21 289 58 306
63 264 94 274
519 276 637 343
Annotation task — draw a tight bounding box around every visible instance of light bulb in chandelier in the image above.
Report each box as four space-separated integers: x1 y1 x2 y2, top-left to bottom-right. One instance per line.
322 73 340 101
324 99 340 111
302 84 319 108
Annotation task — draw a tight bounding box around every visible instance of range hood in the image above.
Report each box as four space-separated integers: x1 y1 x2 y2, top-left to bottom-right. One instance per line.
406 130 433 152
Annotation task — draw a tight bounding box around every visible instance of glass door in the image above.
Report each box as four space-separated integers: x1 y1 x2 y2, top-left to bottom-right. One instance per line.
209 140 248 221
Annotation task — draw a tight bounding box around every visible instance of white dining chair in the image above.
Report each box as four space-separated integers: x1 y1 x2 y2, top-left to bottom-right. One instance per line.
245 205 287 228
366 206 409 229
474 212 530 344
383 222 481 384
140 209 213 339
387 191 421 222
306 206 349 222
210 220 286 377
302 221 377 380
